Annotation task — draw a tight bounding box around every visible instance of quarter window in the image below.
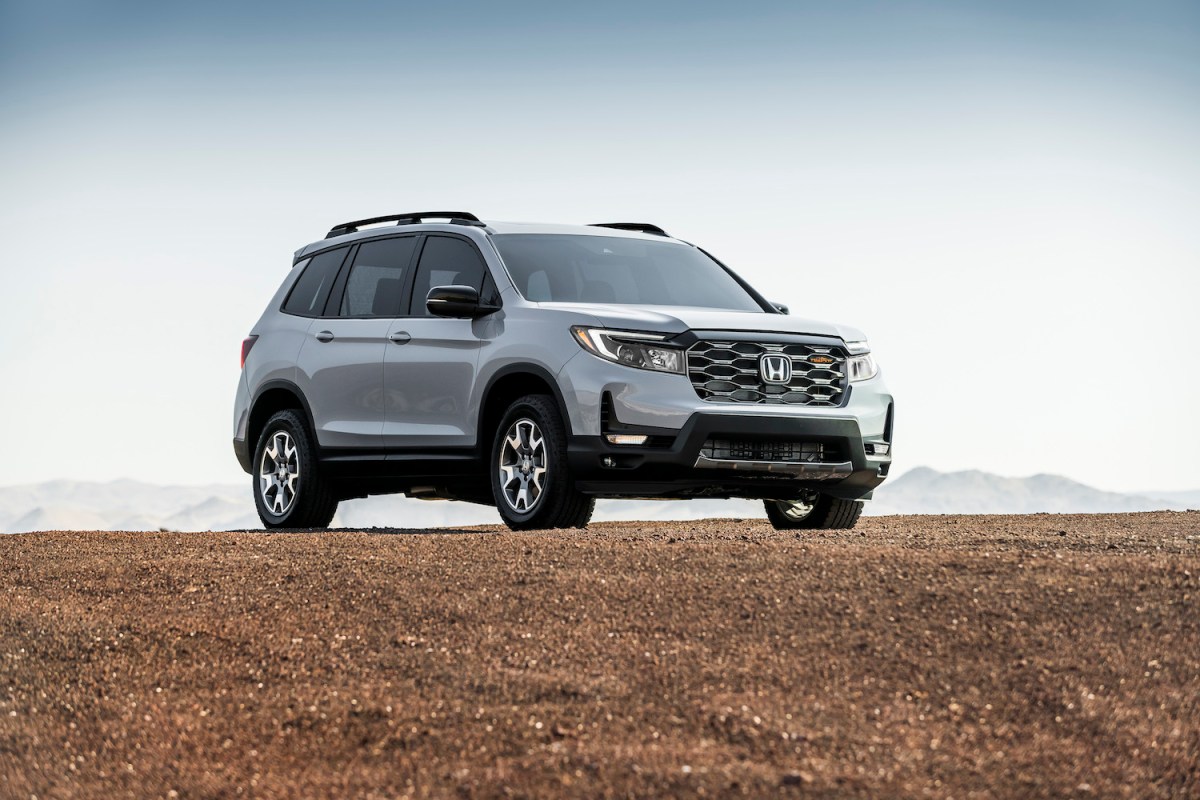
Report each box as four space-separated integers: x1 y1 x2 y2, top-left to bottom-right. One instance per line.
282 248 347 316
339 236 418 317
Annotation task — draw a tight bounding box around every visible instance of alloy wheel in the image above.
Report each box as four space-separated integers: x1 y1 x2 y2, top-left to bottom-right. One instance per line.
776 496 816 521
498 418 547 513
259 430 300 515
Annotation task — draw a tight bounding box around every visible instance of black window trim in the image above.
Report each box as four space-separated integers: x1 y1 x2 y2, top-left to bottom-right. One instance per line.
322 243 359 317
281 231 502 320
324 233 425 320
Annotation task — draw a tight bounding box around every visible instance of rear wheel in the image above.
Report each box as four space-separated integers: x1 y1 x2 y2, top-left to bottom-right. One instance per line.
253 410 338 529
764 493 862 530
491 395 594 530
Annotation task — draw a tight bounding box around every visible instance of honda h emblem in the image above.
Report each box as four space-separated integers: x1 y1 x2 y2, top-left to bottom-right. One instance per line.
760 354 792 384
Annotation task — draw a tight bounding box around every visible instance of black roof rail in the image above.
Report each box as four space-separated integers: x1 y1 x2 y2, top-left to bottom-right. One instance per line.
326 211 483 239
589 222 669 237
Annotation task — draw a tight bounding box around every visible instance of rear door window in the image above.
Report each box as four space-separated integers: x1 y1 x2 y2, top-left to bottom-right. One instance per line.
338 236 419 317
410 236 488 315
282 248 348 316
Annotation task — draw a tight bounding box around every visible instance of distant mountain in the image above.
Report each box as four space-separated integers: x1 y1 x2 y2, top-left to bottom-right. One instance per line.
0 470 1192 533
1144 489 1200 508
0 479 762 533
163 495 262 532
0 480 249 531
870 467 1195 515
8 506 113 533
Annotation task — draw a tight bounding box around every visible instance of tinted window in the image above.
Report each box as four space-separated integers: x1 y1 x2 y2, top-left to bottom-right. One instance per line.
492 234 764 312
283 249 347 316
410 236 488 315
339 236 418 317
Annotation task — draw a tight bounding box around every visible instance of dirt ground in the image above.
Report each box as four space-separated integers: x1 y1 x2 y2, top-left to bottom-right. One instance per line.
2 512 1198 799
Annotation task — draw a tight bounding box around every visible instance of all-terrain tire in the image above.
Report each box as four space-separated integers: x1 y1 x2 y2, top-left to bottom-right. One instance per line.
252 409 338 529
765 494 863 530
490 394 594 531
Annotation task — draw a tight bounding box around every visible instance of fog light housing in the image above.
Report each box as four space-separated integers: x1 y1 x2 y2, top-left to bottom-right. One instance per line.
865 442 890 456
605 434 648 446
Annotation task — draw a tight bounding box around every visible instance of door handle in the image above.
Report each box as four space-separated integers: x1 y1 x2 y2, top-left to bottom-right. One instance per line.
389 331 412 344
315 330 334 343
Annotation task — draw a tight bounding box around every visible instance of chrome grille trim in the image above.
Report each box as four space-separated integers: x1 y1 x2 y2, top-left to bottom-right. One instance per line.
686 341 847 406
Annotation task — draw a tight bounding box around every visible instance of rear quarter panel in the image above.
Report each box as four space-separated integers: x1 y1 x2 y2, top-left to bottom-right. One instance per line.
238 267 309 432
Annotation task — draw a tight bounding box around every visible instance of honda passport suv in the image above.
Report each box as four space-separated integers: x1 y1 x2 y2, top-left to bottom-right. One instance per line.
233 212 893 531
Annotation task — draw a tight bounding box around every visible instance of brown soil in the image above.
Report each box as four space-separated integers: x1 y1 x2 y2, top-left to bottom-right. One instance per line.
2 512 1198 799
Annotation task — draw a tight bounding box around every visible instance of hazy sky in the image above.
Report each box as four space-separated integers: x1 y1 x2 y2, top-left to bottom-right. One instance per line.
1 0 1197 492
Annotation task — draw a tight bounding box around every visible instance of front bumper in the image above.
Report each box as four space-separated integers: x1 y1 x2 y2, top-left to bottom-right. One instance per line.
567 410 889 500
558 345 893 500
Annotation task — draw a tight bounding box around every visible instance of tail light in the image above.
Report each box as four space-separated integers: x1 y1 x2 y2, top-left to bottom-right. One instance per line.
241 335 259 369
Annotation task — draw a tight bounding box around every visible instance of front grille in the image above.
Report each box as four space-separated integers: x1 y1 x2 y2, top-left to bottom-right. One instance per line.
702 439 838 463
687 341 847 406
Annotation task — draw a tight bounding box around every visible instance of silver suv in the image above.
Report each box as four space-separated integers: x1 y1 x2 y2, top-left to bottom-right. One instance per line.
233 212 893 531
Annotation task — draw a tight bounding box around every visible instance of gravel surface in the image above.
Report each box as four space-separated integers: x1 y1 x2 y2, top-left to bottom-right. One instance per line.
2 512 1198 798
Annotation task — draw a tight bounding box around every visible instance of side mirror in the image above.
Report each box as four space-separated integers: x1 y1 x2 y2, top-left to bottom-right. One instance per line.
771 301 790 315
427 285 493 318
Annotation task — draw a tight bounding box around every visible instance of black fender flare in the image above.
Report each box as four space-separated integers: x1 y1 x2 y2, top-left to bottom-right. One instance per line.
248 379 321 452
477 363 575 441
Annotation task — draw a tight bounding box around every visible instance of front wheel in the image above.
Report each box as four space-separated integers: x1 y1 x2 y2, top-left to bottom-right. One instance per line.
490 395 594 530
764 493 863 530
252 409 338 529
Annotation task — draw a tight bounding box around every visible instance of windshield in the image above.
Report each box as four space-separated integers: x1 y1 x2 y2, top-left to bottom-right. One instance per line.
491 234 765 312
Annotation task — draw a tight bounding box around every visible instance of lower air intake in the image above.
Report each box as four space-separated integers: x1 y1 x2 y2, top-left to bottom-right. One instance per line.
701 440 835 463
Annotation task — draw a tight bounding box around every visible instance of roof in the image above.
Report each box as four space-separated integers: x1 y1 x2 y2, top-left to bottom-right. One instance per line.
295 218 681 262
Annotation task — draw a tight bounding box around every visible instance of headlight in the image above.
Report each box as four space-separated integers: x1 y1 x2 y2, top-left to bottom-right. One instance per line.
846 351 878 382
571 327 686 374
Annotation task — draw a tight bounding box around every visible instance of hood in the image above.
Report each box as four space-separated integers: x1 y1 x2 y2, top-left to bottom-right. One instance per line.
537 303 866 343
